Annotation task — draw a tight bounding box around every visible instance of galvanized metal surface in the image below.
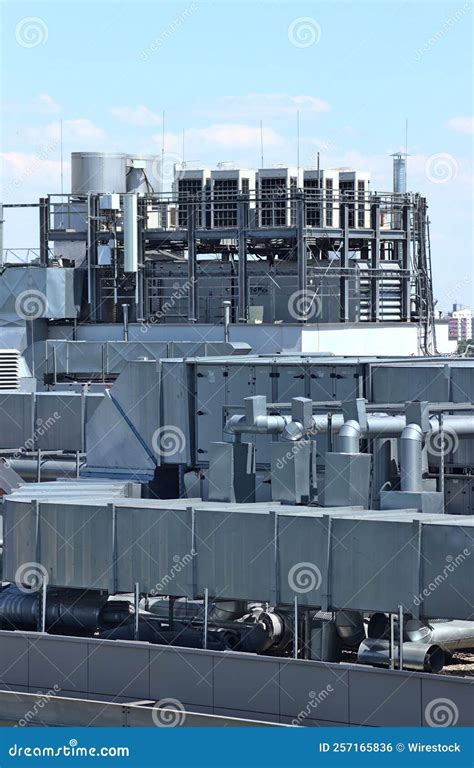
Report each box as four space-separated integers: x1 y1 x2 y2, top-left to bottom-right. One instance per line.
0 631 471 726
3 497 473 618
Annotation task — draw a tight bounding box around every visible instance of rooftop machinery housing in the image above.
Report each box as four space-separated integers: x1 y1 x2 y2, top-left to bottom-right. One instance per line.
0 152 436 352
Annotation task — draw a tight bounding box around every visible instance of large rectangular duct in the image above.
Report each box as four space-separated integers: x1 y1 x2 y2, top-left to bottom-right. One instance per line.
3 497 472 619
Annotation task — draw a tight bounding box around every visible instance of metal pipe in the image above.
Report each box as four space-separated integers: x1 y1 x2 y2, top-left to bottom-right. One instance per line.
338 420 361 454
134 583 140 641
294 596 298 659
225 409 474 442
400 423 423 492
404 618 474 651
203 588 209 650
122 303 129 341
358 638 444 673
223 300 231 343
398 606 404 671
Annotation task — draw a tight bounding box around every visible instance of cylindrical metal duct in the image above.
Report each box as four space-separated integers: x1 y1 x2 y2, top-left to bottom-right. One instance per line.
338 420 361 454
400 423 423 492
335 610 365 648
404 618 474 651
123 193 138 273
358 638 444 673
71 152 127 194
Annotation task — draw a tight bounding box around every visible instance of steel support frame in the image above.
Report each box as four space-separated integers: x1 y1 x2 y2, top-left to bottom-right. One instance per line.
339 203 350 322
370 201 381 322
238 195 249 322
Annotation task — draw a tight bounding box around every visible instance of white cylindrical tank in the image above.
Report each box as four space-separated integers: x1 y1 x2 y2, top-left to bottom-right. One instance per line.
123 193 138 273
126 155 161 194
71 152 127 194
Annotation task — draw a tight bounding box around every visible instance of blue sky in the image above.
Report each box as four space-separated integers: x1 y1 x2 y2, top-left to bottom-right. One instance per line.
1 0 473 310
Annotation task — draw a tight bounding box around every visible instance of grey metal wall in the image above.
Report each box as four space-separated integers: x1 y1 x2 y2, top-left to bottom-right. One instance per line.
4 499 473 619
0 630 471 726
0 391 101 451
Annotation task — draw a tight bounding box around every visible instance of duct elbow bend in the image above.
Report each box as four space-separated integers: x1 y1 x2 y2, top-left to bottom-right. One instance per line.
338 420 361 454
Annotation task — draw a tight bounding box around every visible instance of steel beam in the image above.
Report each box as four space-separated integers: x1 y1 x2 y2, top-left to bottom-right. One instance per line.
296 193 307 319
187 203 197 322
401 204 411 321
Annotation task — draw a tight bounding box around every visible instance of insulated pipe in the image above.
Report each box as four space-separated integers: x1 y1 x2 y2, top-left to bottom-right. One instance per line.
400 423 423 492
338 421 361 454
5 458 86 481
368 614 474 653
358 638 444 673
404 619 474 651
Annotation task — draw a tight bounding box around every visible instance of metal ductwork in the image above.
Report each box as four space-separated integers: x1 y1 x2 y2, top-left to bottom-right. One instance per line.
400 423 423 492
358 638 444 673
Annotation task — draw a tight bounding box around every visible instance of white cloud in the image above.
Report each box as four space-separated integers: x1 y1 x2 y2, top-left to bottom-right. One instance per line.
205 92 330 119
111 105 163 127
44 119 106 141
153 123 286 157
1 152 67 200
35 93 61 115
447 117 474 135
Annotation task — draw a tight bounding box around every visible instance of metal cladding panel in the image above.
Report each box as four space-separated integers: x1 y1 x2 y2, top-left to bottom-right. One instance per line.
194 363 227 459
371 365 450 403
36 393 83 451
2 499 37 583
329 517 419 613
29 636 88 693
157 360 190 465
195 509 273 601
55 341 103 374
279 662 349 723
418 522 473 619
87 642 150 699
115 506 194 596
213 656 280 716
277 512 328 607
348 667 421 727
0 392 34 449
86 394 155 471
149 646 213 708
332 365 362 402
38 502 113 590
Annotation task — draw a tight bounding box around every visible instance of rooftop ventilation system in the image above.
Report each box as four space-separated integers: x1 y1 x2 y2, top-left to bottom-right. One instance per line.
0 349 21 390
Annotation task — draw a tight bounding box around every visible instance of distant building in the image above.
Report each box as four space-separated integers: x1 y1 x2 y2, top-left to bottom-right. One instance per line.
447 304 473 341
